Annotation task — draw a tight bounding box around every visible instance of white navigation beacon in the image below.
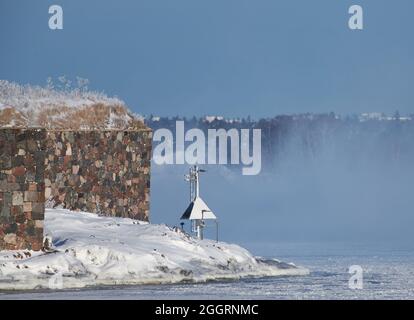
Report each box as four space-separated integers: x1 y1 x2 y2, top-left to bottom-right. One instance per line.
180 165 218 241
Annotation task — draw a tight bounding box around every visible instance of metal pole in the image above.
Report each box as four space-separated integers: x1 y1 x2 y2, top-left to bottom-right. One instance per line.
195 165 199 198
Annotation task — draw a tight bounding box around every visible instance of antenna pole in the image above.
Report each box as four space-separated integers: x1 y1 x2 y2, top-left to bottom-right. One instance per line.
190 167 193 202
184 165 212 241
195 165 199 198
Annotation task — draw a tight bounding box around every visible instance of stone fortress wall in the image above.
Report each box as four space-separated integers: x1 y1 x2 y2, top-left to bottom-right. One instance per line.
0 129 46 250
0 128 152 250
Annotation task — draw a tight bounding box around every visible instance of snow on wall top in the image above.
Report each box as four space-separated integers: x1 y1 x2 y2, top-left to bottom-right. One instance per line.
0 79 146 130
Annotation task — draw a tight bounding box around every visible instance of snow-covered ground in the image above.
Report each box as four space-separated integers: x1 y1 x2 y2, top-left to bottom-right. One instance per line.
0 209 308 290
0 79 144 129
0 79 123 111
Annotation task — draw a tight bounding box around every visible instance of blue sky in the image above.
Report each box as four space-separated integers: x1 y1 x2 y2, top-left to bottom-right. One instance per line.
1 0 413 118
1 1 414 248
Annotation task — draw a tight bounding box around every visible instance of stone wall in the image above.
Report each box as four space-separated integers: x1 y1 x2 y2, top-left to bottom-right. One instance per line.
44 130 152 221
0 128 152 251
0 129 45 250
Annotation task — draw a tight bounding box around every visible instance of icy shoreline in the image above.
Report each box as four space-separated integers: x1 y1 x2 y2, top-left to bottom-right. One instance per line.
0 209 308 290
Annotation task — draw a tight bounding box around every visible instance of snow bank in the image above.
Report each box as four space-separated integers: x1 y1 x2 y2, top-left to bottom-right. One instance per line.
0 80 145 129
0 209 308 290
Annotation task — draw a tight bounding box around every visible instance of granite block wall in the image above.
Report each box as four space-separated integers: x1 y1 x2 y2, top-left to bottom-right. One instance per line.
0 128 152 251
44 130 152 221
0 129 45 251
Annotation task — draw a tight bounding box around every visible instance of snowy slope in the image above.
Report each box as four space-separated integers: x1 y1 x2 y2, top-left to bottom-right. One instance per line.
0 80 144 129
0 209 308 290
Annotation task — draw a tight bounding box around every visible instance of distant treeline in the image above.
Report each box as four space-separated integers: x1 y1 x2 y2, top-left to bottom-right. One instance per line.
145 113 414 171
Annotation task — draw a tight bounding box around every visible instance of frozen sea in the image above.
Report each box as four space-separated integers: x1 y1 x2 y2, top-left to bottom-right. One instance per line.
1 242 413 300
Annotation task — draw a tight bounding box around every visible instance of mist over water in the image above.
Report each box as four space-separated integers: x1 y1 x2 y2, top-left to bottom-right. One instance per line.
149 117 414 253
